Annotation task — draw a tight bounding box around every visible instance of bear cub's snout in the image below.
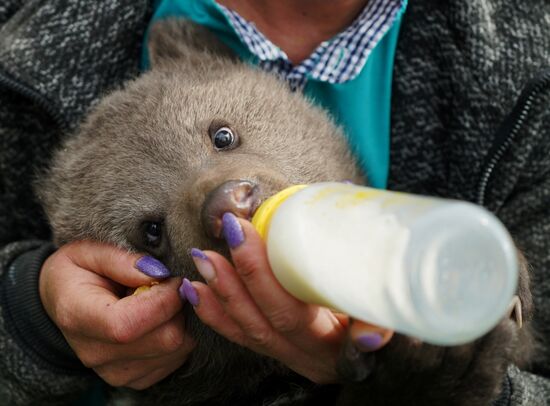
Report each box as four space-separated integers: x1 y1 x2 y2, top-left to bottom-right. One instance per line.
201 179 263 239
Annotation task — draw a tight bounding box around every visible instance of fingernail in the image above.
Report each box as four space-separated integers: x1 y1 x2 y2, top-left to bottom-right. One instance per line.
189 248 216 281
178 282 187 302
180 278 199 306
222 212 244 249
135 256 170 278
355 333 383 352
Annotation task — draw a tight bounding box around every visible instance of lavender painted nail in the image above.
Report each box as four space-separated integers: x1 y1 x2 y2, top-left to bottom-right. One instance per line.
135 256 170 279
189 248 216 281
181 278 199 306
355 333 383 352
222 212 244 249
189 247 208 260
178 282 187 302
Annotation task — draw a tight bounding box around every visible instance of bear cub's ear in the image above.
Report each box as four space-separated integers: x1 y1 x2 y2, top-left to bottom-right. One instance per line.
148 18 235 69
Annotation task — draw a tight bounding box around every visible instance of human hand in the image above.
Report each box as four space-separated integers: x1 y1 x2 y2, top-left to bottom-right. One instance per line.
39 241 195 389
180 213 393 384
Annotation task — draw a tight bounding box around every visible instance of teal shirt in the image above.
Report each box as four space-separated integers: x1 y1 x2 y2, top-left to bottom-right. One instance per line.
144 0 407 188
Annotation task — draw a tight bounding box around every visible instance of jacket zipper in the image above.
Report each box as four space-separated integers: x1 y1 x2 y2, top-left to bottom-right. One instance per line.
0 69 69 132
476 69 550 206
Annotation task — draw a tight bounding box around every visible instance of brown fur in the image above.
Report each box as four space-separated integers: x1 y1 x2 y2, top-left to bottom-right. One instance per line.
36 19 533 406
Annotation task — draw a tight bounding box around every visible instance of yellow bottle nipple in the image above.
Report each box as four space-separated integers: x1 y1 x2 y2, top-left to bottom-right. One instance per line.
251 184 307 239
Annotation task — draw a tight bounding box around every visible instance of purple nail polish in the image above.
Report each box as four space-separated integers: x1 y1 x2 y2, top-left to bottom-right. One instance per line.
355 333 383 352
189 247 208 261
135 256 170 279
182 278 199 306
178 281 187 302
222 212 244 249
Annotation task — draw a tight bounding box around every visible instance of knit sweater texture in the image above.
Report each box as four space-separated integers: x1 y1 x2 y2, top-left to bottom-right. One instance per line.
0 0 549 404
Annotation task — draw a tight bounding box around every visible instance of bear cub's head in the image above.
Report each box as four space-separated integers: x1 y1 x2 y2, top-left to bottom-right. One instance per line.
37 19 363 280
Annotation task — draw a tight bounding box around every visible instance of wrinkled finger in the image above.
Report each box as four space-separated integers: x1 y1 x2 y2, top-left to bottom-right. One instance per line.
349 320 394 352
219 215 346 348
75 313 193 368
126 366 180 390
220 214 307 322
185 258 292 356
68 277 184 342
93 343 191 388
63 241 171 286
186 262 337 383
187 281 247 347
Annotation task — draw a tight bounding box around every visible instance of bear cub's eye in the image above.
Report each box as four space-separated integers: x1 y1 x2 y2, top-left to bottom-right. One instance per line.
143 221 163 247
211 126 239 151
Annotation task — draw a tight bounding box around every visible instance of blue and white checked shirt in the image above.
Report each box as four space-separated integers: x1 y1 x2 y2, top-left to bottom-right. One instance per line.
218 0 405 91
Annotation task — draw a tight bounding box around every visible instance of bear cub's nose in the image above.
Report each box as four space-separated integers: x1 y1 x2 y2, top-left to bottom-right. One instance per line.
201 180 262 238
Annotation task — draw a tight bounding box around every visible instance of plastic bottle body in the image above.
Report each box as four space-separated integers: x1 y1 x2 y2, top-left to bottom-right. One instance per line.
253 182 518 345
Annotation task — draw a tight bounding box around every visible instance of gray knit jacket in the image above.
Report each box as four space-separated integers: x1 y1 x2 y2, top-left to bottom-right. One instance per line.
0 0 549 405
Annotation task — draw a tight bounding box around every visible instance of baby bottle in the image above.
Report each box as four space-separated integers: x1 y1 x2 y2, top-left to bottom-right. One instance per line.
251 182 518 345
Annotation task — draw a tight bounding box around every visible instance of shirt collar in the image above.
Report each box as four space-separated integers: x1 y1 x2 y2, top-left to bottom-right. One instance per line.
217 0 406 84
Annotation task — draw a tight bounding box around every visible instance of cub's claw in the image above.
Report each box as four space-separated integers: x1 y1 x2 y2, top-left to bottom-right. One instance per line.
506 295 522 328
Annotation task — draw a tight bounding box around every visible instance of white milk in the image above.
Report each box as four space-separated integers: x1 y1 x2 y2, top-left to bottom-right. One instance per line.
252 182 518 345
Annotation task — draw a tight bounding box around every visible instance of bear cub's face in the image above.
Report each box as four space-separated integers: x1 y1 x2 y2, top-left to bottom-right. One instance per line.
37 20 363 279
